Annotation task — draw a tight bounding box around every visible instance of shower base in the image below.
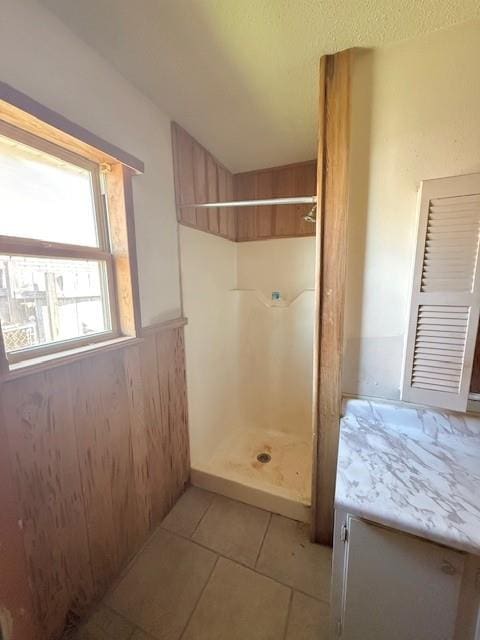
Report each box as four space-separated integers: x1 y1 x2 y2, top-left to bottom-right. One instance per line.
191 427 312 522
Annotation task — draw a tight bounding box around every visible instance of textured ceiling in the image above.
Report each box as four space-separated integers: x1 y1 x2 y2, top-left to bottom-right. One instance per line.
39 0 480 171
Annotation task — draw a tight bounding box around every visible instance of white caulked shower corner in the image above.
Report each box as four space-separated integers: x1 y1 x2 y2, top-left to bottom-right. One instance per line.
179 225 315 522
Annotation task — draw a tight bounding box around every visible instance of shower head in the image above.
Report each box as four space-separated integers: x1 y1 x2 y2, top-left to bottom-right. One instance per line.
303 205 317 224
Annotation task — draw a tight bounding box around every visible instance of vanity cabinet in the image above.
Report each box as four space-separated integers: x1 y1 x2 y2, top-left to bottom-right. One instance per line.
331 512 480 640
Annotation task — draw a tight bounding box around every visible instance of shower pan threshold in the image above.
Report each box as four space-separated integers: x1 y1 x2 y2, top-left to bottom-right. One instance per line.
191 427 312 523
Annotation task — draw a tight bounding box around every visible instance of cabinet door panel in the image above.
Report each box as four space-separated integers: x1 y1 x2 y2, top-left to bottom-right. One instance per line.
342 517 464 640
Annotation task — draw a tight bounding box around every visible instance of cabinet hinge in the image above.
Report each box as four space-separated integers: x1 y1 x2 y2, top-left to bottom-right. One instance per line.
340 522 348 543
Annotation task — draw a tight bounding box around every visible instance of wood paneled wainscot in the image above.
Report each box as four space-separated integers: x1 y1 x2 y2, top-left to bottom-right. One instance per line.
0 320 190 640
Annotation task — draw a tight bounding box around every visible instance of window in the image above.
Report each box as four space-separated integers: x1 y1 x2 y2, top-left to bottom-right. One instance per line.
401 173 480 411
0 122 118 362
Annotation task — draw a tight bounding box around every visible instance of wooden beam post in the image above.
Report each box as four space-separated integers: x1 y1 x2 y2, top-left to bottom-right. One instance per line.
311 50 351 545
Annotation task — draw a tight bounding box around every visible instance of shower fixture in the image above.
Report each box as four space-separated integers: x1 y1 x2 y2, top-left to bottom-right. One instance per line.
303 205 317 224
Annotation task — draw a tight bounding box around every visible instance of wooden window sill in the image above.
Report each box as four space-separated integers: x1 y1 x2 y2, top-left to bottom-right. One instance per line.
2 336 143 382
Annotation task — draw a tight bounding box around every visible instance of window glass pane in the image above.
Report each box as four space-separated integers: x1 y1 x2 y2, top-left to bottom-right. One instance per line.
0 255 111 354
0 133 99 247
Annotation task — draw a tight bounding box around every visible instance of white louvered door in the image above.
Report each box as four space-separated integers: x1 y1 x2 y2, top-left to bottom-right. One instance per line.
402 173 480 411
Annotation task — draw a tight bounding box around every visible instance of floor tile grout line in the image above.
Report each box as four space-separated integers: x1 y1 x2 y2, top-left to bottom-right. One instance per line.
178 554 221 640
166 526 331 605
282 588 294 640
118 605 195 640
130 623 160 640
105 555 221 640
168 523 265 572
104 516 331 608
103 601 139 627
67 536 158 638
189 492 217 539
96 602 143 639
178 528 331 604
104 523 163 599
127 621 161 640
75 537 330 639
71 603 141 640
72 491 331 638
254 511 272 569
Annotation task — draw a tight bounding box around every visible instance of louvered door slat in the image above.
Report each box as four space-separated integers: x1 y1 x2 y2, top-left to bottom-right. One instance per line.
417 337 466 344
412 359 462 371
426 221 480 229
411 305 468 391
402 174 480 411
413 371 460 382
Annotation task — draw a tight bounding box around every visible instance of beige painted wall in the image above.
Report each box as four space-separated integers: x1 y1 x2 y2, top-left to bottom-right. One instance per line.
0 0 182 325
344 20 480 399
180 230 315 465
4 1 479 409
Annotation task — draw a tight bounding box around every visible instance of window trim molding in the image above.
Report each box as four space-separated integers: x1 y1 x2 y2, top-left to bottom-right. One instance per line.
6 331 117 365
0 235 112 261
0 81 144 174
5 336 144 381
0 84 143 375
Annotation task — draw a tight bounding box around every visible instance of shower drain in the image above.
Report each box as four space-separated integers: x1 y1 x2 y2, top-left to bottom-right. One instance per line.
256 452 271 464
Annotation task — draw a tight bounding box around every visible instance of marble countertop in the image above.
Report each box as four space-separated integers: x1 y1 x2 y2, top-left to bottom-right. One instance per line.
335 398 480 555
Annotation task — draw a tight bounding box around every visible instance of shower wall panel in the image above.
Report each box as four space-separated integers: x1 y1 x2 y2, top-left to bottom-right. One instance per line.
179 226 239 465
235 238 315 438
180 227 316 466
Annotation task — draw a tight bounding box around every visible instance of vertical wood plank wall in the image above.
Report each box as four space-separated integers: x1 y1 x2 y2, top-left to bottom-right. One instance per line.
0 402 40 639
234 162 317 241
311 51 351 545
171 123 236 240
171 122 317 242
1 324 190 640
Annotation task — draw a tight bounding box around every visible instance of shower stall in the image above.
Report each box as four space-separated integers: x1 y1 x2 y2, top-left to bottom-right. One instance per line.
179 226 316 521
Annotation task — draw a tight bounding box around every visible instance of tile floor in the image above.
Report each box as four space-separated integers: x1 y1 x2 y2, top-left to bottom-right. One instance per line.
71 487 331 640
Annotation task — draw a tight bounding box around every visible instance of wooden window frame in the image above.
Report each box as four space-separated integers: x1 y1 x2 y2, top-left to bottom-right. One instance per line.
0 121 119 363
0 83 143 376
